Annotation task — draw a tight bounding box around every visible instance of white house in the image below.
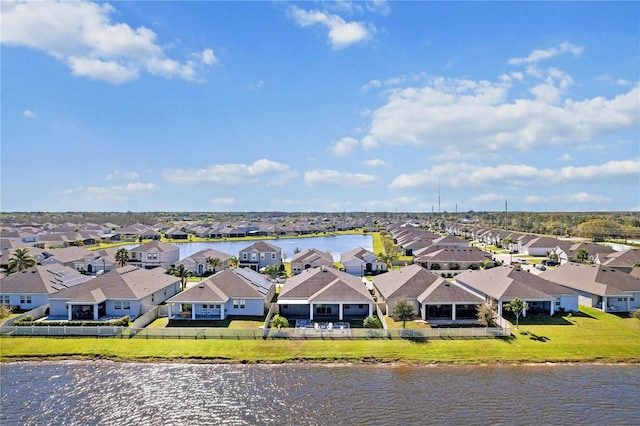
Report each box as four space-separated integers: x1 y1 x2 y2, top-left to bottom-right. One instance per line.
128 241 179 269
340 247 385 276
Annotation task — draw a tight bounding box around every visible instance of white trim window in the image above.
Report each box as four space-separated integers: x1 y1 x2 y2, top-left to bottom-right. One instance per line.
233 299 245 309
20 295 32 304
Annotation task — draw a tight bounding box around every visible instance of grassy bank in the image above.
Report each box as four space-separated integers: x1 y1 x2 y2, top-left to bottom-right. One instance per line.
2 308 639 364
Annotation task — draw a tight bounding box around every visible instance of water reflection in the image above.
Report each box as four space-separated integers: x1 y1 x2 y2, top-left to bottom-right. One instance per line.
2 362 639 425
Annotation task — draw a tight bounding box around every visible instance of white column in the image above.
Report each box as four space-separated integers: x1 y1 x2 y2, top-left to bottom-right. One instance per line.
168 304 172 319
550 299 555 316
522 305 527 318
339 303 344 321
93 305 99 320
451 304 456 320
627 296 630 312
192 306 196 320
602 296 607 312
498 301 503 316
68 304 72 321
309 303 314 321
220 304 224 320
369 303 373 318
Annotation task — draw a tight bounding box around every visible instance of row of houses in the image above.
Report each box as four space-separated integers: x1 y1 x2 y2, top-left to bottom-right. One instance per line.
3 255 639 325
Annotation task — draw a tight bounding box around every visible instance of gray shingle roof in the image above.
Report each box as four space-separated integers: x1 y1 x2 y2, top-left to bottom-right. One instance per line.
541 262 640 296
279 267 373 303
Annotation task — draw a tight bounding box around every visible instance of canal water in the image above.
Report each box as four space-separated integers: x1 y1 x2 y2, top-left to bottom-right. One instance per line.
2 362 639 425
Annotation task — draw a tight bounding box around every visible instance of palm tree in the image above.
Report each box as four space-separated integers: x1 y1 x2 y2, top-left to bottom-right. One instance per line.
377 252 397 271
115 248 130 267
207 257 222 274
228 256 239 268
169 264 191 291
7 248 37 273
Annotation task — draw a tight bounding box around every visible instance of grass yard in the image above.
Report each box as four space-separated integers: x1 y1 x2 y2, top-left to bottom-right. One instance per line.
2 307 639 364
385 317 431 329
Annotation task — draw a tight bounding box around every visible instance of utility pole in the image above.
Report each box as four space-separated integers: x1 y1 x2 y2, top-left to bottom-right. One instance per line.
505 200 508 230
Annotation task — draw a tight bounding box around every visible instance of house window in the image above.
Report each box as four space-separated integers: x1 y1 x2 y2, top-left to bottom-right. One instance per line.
251 253 257 260
618 298 623 302
203 304 208 309
344 305 350 309
260 253 265 260
1 296 10 305
215 304 221 309
114 301 122 310
20 295 32 304
556 300 561 306
358 304 364 309
123 301 131 310
233 300 245 309
631 297 635 302
147 253 158 260
271 253 276 260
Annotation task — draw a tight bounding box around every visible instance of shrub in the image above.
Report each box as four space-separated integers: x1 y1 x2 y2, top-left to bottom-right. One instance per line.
363 315 382 329
0 304 13 320
631 308 640 320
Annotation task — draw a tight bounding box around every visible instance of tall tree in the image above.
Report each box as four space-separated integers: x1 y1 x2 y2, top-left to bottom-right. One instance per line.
227 256 239 268
377 252 397 271
169 264 191 291
7 248 37 274
392 299 416 329
207 257 222 274
476 304 494 327
115 248 130 267
505 297 529 330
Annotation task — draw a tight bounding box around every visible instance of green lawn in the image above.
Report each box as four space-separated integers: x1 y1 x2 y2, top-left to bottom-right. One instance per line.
2 307 639 364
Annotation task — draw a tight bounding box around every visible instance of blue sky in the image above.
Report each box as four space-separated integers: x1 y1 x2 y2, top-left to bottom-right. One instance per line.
2 0 638 213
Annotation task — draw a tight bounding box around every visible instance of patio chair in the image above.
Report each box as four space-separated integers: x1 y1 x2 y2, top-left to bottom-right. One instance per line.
314 322 320 330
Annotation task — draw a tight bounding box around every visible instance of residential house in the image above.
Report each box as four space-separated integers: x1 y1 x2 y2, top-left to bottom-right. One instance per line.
456 266 579 317
541 262 640 312
129 241 180 269
278 267 374 321
340 247 385 276
48 266 180 320
165 268 275 320
238 241 282 272
414 246 493 273
521 236 564 256
372 264 483 322
82 247 121 274
595 249 640 273
0 265 93 311
41 246 94 272
552 242 615 265
290 248 334 275
176 248 233 276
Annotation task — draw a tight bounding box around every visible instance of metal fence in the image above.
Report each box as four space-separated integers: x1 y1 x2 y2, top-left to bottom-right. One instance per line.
1 325 509 339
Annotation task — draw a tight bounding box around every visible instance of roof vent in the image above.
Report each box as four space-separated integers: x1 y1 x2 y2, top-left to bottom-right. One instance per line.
198 284 204 288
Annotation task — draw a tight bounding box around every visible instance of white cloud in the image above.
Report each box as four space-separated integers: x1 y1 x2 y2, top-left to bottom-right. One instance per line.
360 135 379 149
289 6 374 49
362 159 387 167
61 182 159 201
23 109 36 118
508 41 584 66
1 1 216 84
305 169 378 187
330 137 359 157
106 170 140 181
523 192 611 205
557 153 574 162
201 49 217 65
249 79 265 90
210 197 236 205
162 159 291 185
470 193 506 204
364 71 639 152
389 159 640 190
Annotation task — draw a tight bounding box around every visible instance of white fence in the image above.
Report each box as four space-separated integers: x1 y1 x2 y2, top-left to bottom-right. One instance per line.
1 325 509 339
2 304 50 326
